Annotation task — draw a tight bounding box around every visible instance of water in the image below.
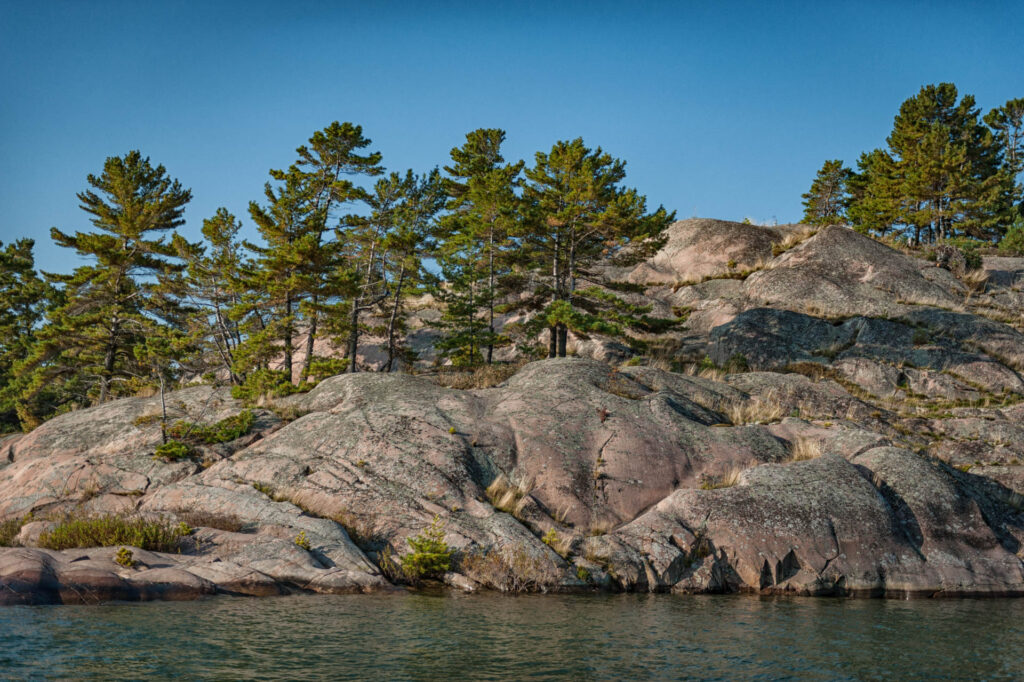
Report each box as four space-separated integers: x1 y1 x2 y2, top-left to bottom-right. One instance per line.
1 593 1022 680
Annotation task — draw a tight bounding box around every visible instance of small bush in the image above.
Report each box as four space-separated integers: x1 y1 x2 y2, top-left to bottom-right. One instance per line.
154 440 191 460
998 221 1024 256
724 353 750 373
115 547 135 568
294 530 312 551
231 369 314 405
38 515 185 552
401 515 452 581
167 410 254 445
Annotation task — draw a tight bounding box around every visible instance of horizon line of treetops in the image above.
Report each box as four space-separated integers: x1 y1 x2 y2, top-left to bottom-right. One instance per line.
0 81 1021 432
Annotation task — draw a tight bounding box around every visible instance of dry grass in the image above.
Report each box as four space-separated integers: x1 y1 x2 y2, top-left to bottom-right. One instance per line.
699 464 746 490
459 548 561 593
788 437 822 462
427 361 527 390
726 393 785 425
771 227 819 256
670 258 774 292
177 511 246 533
486 474 534 519
960 268 990 294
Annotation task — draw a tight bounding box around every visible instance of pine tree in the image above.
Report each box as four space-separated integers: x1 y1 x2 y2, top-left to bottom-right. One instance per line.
849 83 1013 243
0 240 53 430
522 138 673 357
16 151 191 415
435 129 523 364
291 122 383 378
378 170 445 370
173 208 249 385
801 160 852 225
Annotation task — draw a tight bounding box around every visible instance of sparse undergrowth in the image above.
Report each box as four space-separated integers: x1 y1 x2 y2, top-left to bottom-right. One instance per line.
37 514 186 552
425 361 527 390
459 548 561 593
0 514 32 546
167 409 255 445
177 511 246 533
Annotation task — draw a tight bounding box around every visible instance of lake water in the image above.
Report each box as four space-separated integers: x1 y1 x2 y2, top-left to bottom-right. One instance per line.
1 592 1022 680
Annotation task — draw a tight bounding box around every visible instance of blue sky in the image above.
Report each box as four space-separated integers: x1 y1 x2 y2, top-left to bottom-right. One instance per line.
2 0 1022 273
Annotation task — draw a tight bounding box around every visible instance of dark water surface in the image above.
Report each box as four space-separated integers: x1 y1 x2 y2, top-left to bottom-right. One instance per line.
1 592 1022 680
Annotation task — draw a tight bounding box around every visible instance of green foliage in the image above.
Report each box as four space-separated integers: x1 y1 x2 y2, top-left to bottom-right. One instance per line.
230 369 310 404
115 547 135 568
847 83 1019 243
0 514 32 546
38 515 185 552
154 440 191 460
18 152 191 416
998 218 1024 255
294 530 312 551
801 159 852 225
166 409 254 444
401 515 452 580
576 565 591 582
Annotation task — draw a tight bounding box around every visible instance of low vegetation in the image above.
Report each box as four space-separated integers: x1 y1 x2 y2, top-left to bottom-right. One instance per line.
37 515 186 552
424 361 527 390
400 515 452 581
486 474 533 519
459 547 561 593
0 514 32 546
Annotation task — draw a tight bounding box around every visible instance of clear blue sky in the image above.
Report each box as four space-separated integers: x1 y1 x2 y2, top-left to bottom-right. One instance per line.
2 0 1022 273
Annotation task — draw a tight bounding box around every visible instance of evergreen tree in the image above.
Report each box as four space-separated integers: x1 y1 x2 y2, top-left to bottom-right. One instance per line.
801 160 852 225
16 151 191 416
435 129 523 364
522 138 673 357
291 122 383 379
849 83 1013 243
379 170 445 370
0 240 53 430
173 208 249 385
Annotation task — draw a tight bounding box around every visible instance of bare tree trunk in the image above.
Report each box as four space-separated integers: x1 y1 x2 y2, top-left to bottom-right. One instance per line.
159 375 167 444
300 305 318 381
283 293 294 381
348 298 360 373
385 264 407 372
487 224 495 365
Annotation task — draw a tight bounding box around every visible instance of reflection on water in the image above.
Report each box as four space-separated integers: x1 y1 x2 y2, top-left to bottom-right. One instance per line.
2 592 1022 679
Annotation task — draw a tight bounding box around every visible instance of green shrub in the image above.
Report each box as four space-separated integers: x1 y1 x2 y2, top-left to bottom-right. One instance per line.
154 440 191 460
38 515 185 552
115 547 135 568
401 515 452 581
294 530 312 551
999 221 1024 256
166 410 254 445
230 369 314 404
939 237 984 271
724 353 749 373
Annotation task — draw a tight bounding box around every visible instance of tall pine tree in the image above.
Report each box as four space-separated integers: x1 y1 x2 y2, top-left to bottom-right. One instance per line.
17 151 191 415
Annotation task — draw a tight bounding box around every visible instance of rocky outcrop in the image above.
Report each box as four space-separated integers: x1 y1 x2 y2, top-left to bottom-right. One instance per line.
4 219 1024 603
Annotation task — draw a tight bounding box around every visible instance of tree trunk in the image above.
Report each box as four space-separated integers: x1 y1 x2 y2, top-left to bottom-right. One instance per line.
283 293 294 381
557 324 567 357
385 264 407 372
549 326 557 357
348 298 360 373
487 224 495 365
300 305 318 381
159 375 167 444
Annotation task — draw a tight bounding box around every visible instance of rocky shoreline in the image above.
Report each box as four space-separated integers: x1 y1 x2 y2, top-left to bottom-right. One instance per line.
4 220 1024 604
